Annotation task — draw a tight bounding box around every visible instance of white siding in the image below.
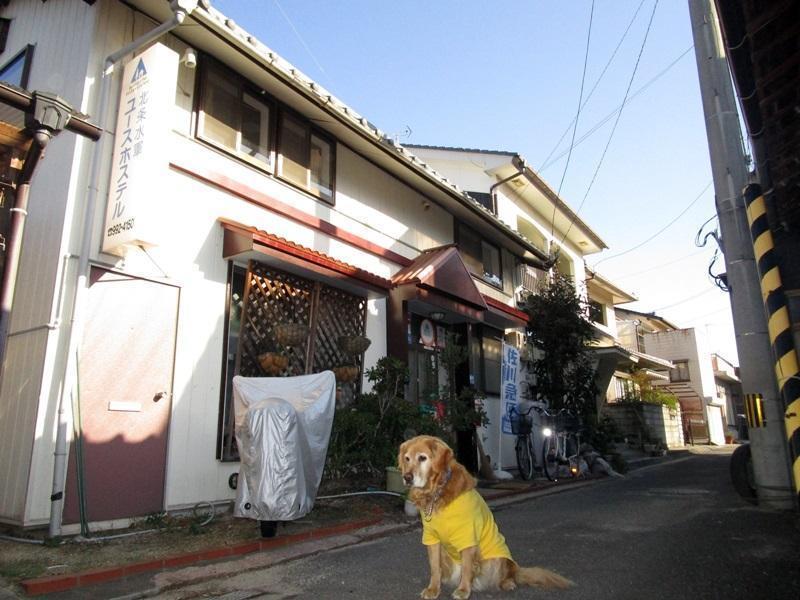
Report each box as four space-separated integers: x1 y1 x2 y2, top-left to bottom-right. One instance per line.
152 132 449 509
0 0 97 525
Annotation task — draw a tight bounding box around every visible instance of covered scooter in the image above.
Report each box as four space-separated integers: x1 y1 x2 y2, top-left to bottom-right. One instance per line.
232 372 336 536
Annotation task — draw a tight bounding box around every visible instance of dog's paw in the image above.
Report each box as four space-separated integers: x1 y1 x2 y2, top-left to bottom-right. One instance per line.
420 586 440 599
451 588 471 600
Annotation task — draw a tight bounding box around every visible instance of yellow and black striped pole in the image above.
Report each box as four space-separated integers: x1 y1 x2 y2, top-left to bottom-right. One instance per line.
744 183 800 498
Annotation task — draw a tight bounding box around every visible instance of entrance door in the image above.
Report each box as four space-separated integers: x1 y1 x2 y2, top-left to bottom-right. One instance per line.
64 268 179 523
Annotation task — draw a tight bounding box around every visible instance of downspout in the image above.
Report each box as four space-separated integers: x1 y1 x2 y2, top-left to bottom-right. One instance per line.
492 157 556 271
0 92 76 370
0 138 47 362
49 0 198 539
489 159 526 216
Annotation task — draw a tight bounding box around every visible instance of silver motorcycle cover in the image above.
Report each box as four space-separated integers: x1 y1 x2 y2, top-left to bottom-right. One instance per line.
232 372 336 521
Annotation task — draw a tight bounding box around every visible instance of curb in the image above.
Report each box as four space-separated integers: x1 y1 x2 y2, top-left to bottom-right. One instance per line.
19 514 383 596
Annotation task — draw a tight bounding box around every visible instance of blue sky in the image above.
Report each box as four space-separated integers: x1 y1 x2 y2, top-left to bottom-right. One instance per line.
212 0 738 363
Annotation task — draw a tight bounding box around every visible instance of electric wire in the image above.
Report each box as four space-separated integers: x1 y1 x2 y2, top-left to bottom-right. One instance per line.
694 212 729 292
550 0 595 240
273 0 327 76
538 0 647 171
653 286 717 312
612 248 707 280
591 180 712 270
540 44 694 173
560 0 660 247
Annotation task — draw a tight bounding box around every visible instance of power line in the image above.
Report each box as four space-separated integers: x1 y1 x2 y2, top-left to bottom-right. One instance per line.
653 286 717 311
273 0 327 76
538 0 647 171
551 0 595 239
612 248 707 280
560 0 660 246
540 44 693 173
590 179 712 269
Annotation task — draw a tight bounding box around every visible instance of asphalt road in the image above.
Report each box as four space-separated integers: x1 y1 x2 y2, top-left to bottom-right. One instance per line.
162 447 800 600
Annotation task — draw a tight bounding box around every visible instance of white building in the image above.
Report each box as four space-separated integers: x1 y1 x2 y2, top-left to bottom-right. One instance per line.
0 0 564 532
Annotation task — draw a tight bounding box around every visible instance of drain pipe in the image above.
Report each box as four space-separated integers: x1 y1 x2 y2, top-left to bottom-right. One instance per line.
48 0 198 539
0 91 97 371
0 133 48 364
489 160 526 216
491 158 557 270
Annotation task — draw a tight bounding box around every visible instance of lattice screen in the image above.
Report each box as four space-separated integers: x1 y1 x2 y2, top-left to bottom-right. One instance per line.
237 260 368 388
237 262 314 377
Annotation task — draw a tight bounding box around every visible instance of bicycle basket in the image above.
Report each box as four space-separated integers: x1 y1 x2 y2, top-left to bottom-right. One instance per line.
510 413 532 435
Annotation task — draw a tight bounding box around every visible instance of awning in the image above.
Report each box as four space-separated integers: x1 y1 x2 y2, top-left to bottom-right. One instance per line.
220 219 393 297
391 245 488 312
593 343 673 370
483 294 528 329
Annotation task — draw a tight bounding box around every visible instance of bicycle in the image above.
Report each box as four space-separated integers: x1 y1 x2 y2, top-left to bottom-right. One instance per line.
508 404 538 480
540 409 583 482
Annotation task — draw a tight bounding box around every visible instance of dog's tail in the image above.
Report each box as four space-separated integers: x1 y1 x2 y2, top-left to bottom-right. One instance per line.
514 565 574 589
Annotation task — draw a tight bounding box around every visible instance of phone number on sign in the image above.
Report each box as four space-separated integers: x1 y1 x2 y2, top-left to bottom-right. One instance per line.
107 218 135 237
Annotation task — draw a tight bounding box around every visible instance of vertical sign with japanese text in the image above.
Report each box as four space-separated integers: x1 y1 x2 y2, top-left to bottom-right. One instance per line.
102 43 178 255
500 342 521 434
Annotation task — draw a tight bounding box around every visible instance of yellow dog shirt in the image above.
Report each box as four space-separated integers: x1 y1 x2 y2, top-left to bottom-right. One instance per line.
421 489 513 563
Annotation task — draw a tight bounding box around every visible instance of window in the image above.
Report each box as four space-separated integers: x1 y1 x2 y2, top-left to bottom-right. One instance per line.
217 261 367 461
456 222 503 288
588 300 606 325
196 58 336 204
277 111 334 203
0 44 34 88
0 19 10 55
198 63 273 168
481 329 503 395
669 360 690 383
467 191 495 214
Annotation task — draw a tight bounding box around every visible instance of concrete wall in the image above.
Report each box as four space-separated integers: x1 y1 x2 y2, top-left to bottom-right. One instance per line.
605 403 685 449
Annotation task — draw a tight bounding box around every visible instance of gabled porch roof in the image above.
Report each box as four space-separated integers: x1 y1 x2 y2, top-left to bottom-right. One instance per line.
391 245 488 312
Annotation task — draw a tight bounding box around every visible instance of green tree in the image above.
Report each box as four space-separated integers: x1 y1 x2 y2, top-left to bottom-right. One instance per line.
521 273 597 419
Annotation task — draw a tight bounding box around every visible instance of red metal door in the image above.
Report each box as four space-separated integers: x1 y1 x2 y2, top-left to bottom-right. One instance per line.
64 268 179 523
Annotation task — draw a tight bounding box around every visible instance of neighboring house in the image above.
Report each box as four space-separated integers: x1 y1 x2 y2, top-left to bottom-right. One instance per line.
712 353 744 440
0 0 560 532
585 271 674 417
406 145 615 469
615 307 729 445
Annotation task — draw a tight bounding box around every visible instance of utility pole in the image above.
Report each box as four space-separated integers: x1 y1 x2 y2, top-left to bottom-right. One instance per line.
688 0 794 509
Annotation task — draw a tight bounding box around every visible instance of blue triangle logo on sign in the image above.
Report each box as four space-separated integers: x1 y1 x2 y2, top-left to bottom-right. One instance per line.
131 58 147 83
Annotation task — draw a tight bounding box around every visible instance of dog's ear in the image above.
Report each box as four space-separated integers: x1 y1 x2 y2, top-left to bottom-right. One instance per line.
431 438 453 473
398 439 409 470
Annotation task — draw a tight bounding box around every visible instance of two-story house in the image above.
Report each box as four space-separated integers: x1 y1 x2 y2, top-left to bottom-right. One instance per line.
0 0 560 534
615 307 729 445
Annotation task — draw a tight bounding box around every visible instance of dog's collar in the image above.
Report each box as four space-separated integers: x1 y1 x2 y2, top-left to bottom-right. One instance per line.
424 467 452 521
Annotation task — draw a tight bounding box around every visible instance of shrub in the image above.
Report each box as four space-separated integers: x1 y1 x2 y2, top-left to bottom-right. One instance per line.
325 357 445 480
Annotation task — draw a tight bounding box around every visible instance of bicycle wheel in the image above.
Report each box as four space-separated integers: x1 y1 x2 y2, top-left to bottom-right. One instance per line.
542 432 560 481
516 437 534 480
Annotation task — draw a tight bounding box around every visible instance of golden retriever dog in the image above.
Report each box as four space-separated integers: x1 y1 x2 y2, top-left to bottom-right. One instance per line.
399 435 573 599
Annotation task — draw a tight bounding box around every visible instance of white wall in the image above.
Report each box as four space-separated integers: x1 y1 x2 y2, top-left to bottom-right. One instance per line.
643 328 725 444
0 0 98 525
1 0 461 524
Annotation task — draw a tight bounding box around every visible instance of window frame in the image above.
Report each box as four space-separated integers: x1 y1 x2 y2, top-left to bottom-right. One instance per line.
276 107 336 204
480 326 503 395
455 221 504 289
588 300 606 325
0 44 35 89
196 57 276 172
194 56 336 205
669 359 690 383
